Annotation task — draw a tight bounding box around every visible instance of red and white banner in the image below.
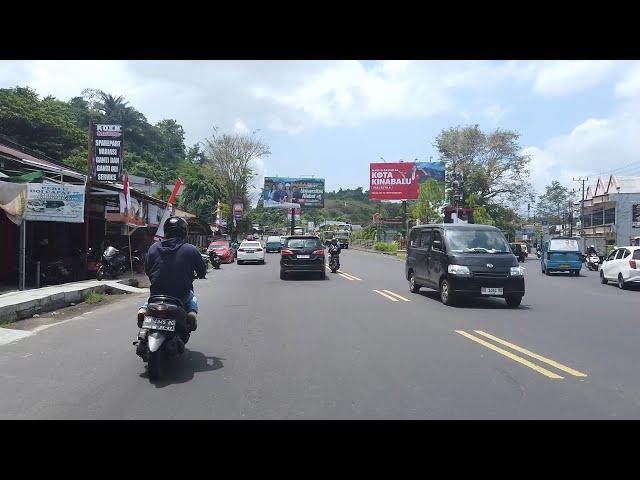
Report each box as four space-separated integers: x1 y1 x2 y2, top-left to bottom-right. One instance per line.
154 177 185 241
123 172 131 210
368 162 419 201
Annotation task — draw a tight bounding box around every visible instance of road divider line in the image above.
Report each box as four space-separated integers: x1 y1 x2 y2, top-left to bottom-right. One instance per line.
338 273 355 281
382 290 410 302
373 290 399 302
340 272 362 281
473 330 587 377
455 330 563 380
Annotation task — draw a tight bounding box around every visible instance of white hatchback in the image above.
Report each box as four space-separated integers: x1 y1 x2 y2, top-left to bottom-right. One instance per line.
237 241 265 265
600 246 640 289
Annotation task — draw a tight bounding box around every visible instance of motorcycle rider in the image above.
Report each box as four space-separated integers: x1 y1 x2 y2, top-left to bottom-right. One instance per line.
328 238 341 269
137 216 207 332
587 245 597 256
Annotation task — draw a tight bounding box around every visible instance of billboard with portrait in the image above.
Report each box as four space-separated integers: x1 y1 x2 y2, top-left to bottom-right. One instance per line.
263 177 325 209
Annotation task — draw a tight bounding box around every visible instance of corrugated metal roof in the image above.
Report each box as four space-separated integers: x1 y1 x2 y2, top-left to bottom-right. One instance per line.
612 175 640 194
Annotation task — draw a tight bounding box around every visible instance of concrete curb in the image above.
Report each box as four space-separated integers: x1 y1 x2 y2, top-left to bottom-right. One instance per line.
349 244 399 257
0 281 149 324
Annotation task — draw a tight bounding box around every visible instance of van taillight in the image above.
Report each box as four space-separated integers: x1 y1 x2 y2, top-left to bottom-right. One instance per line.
631 260 637 269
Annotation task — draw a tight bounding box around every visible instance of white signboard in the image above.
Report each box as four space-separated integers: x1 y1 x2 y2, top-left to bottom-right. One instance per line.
24 183 85 223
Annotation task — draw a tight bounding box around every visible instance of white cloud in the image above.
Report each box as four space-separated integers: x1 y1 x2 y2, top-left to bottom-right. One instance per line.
234 119 249 134
481 103 509 123
1 60 550 141
532 61 618 97
524 106 640 196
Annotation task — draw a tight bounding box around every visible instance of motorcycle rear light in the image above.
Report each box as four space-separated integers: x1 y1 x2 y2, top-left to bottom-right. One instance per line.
631 260 637 269
281 249 293 256
312 249 324 256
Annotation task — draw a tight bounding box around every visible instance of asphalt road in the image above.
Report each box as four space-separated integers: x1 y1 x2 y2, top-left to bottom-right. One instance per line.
1 247 640 419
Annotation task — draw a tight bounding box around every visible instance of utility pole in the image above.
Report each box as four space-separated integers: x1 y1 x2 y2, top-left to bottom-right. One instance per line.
573 177 588 237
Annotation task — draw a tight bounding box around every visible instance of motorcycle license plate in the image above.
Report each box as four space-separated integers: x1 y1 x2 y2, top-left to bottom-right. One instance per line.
481 287 503 295
142 316 176 332
297 255 310 259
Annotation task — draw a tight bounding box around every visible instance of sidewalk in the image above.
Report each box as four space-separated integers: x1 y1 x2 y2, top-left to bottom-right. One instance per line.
0 277 149 324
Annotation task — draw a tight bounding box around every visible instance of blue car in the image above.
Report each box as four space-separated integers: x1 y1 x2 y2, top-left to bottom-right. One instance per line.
541 237 583 276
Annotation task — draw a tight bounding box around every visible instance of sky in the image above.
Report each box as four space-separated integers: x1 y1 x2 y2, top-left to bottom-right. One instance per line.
3 60 640 206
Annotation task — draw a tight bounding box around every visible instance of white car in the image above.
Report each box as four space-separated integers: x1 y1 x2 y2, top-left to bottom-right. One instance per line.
600 246 640 289
237 241 265 265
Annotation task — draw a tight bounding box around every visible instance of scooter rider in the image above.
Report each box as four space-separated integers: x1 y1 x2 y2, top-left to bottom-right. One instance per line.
137 216 207 331
328 238 341 266
587 245 597 256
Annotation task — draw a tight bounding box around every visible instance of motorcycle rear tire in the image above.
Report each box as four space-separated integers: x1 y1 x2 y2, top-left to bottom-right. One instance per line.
96 266 105 281
148 349 164 381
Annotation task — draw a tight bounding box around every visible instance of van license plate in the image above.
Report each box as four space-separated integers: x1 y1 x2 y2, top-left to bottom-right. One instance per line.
481 287 503 295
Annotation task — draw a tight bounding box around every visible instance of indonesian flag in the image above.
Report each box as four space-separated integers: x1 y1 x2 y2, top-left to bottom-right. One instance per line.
154 177 185 241
123 172 131 210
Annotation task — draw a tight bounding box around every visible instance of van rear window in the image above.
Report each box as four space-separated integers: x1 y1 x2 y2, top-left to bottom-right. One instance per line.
549 239 580 251
633 250 640 260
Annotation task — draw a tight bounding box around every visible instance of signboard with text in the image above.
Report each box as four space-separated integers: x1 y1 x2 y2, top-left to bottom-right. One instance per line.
91 123 123 182
633 204 640 228
263 177 325 209
368 161 444 201
24 183 85 223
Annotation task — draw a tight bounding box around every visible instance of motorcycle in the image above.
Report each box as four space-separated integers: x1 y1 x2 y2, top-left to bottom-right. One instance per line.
586 253 601 271
133 295 191 381
96 246 144 281
209 251 221 269
328 249 340 273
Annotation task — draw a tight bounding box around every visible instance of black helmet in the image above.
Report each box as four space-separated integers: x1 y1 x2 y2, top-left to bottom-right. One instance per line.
164 216 188 239
331 238 338 245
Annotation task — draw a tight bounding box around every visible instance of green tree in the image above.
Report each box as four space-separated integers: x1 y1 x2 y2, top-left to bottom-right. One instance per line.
203 130 270 239
0 87 86 165
536 181 574 225
435 125 532 208
410 178 444 224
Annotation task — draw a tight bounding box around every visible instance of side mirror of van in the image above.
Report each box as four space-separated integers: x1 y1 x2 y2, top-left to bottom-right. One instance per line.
433 240 442 251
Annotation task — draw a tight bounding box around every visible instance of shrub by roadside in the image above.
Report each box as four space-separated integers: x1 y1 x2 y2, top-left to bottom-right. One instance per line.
85 289 105 304
373 242 398 253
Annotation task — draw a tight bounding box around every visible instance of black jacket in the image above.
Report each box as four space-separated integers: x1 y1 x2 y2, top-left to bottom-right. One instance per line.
145 238 207 304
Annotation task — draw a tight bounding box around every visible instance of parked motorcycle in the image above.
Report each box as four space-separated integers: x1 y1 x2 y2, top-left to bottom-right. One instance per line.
96 246 144 280
209 251 221 269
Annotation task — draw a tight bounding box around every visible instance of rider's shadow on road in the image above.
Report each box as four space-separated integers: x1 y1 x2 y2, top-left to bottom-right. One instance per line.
140 351 224 388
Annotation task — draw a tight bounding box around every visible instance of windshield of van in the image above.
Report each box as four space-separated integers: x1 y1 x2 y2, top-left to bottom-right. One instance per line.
446 230 511 253
549 239 580 252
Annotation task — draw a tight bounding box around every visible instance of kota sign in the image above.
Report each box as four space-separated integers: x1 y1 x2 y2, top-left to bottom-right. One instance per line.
368 161 445 201
263 177 325 209
91 123 123 182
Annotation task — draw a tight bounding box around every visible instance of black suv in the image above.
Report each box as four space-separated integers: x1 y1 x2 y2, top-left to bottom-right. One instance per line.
405 224 525 307
280 236 326 280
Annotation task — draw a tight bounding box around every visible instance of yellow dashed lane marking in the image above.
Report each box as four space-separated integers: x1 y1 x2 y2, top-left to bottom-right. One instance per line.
474 330 587 377
373 289 399 302
455 330 563 379
381 290 410 302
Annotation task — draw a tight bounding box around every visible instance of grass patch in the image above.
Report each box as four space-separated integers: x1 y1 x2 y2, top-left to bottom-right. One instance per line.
85 289 105 304
373 242 398 253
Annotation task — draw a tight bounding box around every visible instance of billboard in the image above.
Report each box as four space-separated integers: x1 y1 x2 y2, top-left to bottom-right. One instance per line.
24 183 85 223
368 161 445 201
91 123 124 183
105 193 147 227
633 204 640 228
233 200 244 222
263 177 325 208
